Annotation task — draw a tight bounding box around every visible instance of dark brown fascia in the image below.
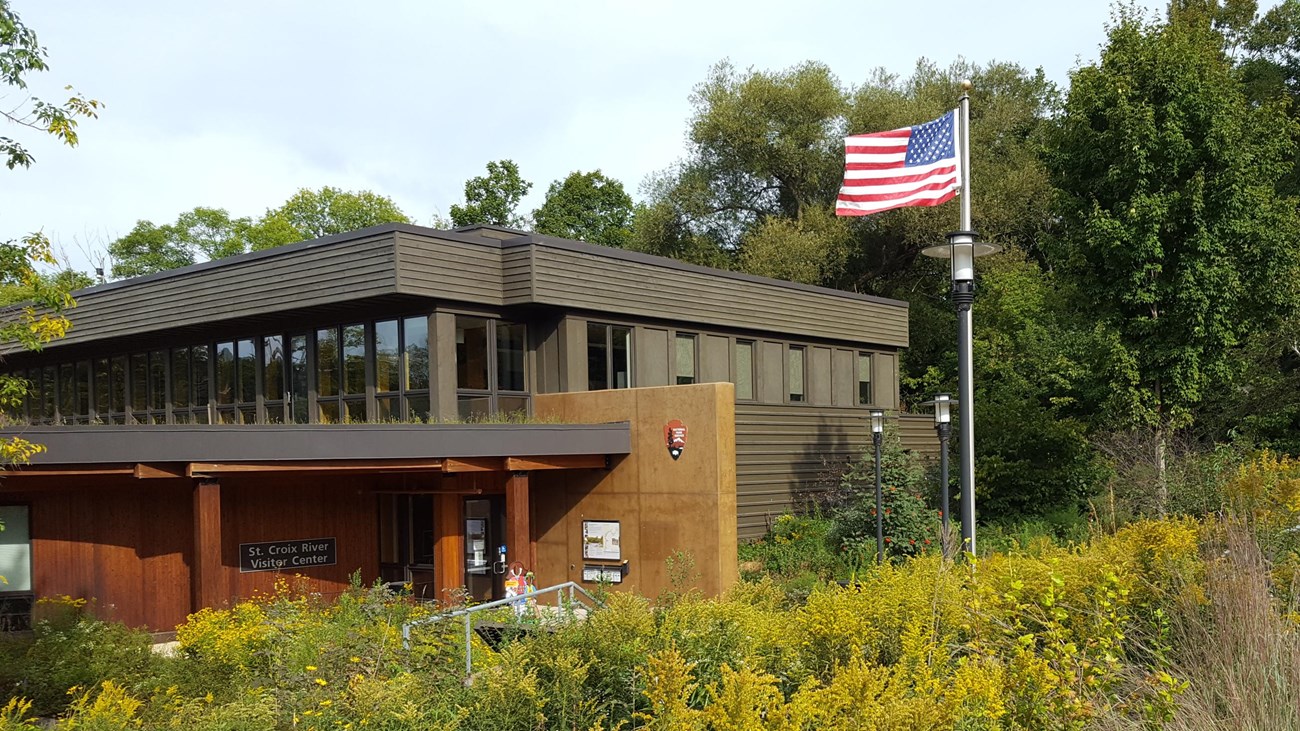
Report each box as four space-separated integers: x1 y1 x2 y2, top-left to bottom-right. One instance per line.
0 422 631 466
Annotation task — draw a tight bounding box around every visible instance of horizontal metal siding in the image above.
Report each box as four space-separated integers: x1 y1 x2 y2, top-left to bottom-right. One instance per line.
735 404 870 540
394 232 504 305
501 246 533 305
27 236 398 353
734 406 940 540
529 249 908 347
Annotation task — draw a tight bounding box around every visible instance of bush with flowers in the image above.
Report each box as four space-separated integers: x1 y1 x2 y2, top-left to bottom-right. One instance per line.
826 434 940 561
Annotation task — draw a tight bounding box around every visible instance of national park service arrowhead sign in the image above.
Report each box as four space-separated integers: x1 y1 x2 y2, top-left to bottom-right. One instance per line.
665 419 687 460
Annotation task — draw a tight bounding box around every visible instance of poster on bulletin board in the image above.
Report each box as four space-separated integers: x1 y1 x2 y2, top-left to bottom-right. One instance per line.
582 520 621 560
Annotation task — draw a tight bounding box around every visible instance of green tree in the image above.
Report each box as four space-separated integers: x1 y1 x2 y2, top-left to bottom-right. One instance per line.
0 1 94 462
0 268 92 306
108 189 411 277
262 186 410 241
532 170 634 247
449 160 532 229
1046 8 1300 511
0 0 100 169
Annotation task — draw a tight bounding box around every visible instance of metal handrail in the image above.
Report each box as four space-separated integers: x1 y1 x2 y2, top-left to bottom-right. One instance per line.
401 581 603 682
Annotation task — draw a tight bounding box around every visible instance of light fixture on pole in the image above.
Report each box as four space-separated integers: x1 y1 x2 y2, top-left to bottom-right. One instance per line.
920 393 955 554
919 83 1000 558
870 408 886 565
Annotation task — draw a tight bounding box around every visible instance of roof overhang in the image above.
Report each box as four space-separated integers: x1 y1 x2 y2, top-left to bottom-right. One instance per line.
0 423 630 477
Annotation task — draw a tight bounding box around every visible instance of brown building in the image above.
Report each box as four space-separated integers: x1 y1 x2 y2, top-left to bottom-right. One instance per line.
0 224 924 632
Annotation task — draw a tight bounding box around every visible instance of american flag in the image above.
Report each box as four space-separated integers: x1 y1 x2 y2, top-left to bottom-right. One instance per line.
835 110 962 216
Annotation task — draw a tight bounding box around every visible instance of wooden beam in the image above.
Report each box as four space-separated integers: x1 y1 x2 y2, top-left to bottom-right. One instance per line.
505 454 607 472
192 480 223 613
1 464 134 477
505 471 532 570
186 459 445 476
134 463 187 479
442 457 505 473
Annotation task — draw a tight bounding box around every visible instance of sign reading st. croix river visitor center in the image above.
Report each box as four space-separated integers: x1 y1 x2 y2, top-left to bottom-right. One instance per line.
239 538 337 573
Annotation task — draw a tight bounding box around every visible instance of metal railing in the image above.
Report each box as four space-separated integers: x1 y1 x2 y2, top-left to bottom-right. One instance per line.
401 581 603 682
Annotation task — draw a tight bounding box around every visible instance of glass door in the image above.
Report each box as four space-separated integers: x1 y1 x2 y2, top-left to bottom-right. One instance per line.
464 497 504 601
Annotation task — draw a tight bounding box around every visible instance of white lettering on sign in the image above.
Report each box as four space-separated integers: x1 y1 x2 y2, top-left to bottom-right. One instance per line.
239 537 337 573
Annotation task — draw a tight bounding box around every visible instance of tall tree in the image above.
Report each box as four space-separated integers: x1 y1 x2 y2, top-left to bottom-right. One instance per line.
1047 7 1300 511
449 160 532 229
108 189 411 277
0 0 96 464
532 170 634 247
262 186 410 241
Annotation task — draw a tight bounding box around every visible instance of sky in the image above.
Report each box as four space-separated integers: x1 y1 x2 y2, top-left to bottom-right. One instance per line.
4 0 1169 272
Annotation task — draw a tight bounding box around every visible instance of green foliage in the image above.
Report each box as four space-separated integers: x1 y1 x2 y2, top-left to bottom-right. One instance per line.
108 189 410 278
13 517 1300 729
825 434 939 560
532 170 634 247
261 186 410 241
449 159 532 229
5 600 157 717
0 0 101 169
1048 7 1300 437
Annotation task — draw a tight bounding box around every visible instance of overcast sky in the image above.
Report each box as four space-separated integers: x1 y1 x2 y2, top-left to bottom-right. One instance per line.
5 1 1167 272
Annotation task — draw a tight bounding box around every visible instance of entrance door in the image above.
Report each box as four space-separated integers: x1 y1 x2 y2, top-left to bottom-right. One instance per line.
464 497 505 601
377 494 437 600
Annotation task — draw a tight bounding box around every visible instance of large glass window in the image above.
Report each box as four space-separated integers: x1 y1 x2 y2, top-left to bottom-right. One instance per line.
675 333 696 386
858 352 873 405
457 317 489 391
289 335 308 424
148 350 167 422
734 341 754 401
58 363 74 420
109 356 127 423
40 366 55 423
93 358 110 420
373 318 430 422
316 324 366 422
191 345 210 423
455 315 528 420
403 316 430 420
263 335 284 423
587 323 631 391
788 346 806 403
130 354 148 420
315 328 339 422
215 341 236 423
74 361 90 423
0 505 31 593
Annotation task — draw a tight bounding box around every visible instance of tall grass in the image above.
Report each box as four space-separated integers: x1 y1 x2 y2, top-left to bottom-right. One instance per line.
1163 523 1300 730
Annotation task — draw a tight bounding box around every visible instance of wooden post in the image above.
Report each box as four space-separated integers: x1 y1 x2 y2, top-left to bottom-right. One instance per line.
505 471 532 569
192 479 223 612
433 489 464 602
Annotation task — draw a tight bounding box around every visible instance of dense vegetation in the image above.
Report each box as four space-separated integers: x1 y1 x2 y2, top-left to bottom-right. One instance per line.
0 449 1296 729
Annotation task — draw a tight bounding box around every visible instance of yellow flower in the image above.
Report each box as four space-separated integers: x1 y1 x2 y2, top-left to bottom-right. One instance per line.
319 699 332 707
349 656 360 663
204 692 214 703
314 678 328 686
305 665 318 672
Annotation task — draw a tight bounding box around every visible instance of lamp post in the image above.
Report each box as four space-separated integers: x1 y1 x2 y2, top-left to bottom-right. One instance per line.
921 393 954 554
870 408 885 565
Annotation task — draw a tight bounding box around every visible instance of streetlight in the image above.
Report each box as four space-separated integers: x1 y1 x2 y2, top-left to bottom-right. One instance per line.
921 232 999 557
921 393 954 555
870 408 886 565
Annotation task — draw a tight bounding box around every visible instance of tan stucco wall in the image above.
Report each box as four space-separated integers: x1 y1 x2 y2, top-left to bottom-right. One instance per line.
532 383 738 598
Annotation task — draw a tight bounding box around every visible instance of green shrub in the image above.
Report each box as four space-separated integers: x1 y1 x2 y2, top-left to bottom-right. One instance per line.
826 439 939 560
15 601 156 717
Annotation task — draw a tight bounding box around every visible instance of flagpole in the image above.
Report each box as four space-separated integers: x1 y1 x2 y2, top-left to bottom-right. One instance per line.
953 81 977 557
